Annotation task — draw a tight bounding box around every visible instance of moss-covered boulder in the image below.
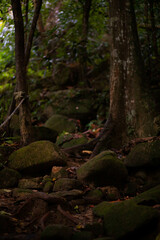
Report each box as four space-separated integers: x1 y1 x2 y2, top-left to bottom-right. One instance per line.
85 189 104 201
53 178 82 191
93 200 159 239
0 168 21 188
45 114 77 135
41 224 73 240
125 140 160 168
33 126 58 142
56 132 88 148
43 89 99 122
77 151 128 188
8 141 67 175
133 184 160 205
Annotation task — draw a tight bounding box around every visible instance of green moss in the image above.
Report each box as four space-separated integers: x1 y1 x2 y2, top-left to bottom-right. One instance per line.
77 151 128 188
125 140 160 167
0 168 21 188
43 181 53 193
45 114 77 134
93 200 158 239
8 141 67 173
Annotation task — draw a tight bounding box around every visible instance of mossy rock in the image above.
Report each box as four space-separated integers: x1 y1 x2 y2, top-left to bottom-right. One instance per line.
86 189 103 201
33 126 58 142
125 140 160 168
41 224 73 240
133 184 160 205
8 141 67 175
12 188 33 198
43 89 98 122
43 181 53 193
56 132 88 148
18 177 43 189
53 178 82 191
0 168 21 188
45 114 77 135
49 189 83 199
77 151 128 188
93 200 159 239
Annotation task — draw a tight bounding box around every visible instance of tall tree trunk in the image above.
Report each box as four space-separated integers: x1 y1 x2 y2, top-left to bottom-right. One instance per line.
11 0 33 145
91 0 154 156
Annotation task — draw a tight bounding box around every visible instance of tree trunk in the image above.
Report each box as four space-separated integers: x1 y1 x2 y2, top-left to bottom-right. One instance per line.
79 0 92 86
91 0 155 156
11 0 33 145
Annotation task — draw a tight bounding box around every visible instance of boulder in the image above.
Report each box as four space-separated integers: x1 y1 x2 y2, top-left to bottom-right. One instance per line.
56 132 88 148
53 178 82 191
45 114 77 135
0 168 21 188
18 177 43 189
93 200 159 239
41 224 73 240
33 126 58 142
77 151 128 188
125 140 160 168
43 89 99 122
8 141 67 175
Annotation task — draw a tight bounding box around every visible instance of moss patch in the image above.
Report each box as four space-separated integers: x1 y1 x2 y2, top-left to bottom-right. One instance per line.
8 141 67 175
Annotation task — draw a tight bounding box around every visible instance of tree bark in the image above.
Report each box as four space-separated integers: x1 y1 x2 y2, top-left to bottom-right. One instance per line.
79 0 92 86
11 0 33 145
91 0 155 157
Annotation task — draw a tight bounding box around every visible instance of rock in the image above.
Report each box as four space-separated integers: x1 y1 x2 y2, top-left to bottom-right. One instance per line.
43 181 53 193
43 89 98 122
133 184 160 205
105 186 120 201
72 231 94 240
12 188 33 198
0 214 15 234
49 189 83 200
51 166 68 179
18 177 43 189
56 132 88 148
85 189 104 201
33 126 58 142
53 178 82 191
8 141 67 175
45 114 77 134
0 168 21 188
93 200 159 239
41 224 73 240
77 151 128 188
124 140 160 168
